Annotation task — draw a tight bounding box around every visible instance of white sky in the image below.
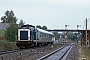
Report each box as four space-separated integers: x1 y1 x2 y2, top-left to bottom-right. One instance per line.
0 0 90 30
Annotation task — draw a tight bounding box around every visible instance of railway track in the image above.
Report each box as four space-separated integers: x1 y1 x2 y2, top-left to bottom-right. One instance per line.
0 43 65 55
0 46 41 60
0 44 69 60
0 49 24 55
0 45 48 55
37 43 73 60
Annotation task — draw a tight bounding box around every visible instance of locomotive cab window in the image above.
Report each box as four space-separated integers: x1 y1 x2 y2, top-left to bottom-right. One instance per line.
20 31 28 40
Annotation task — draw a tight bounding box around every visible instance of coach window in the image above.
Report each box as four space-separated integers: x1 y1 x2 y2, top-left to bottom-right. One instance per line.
43 33 44 37
50 35 51 38
43 33 45 37
46 34 47 37
47 35 48 38
49 35 51 38
40 33 41 37
45 34 47 37
40 33 42 37
42 33 44 37
44 34 45 37
48 35 50 38
47 34 48 38
41 33 42 37
42 33 43 37
44 34 46 37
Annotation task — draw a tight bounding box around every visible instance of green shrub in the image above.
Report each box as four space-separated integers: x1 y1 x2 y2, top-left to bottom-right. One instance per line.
4 24 18 42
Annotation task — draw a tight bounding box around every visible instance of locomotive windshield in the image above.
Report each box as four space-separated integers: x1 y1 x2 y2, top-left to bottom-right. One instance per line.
20 31 28 40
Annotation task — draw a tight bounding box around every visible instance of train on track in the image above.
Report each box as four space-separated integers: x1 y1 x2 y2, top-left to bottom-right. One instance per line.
16 24 55 48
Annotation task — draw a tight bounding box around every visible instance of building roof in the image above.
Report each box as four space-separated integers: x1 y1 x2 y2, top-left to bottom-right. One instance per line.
0 23 9 30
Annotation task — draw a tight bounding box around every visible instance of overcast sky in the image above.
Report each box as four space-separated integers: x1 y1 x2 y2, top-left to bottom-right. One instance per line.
0 0 90 30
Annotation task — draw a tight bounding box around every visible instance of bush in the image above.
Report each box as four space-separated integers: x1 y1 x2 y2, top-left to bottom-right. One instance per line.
4 24 18 42
0 40 18 51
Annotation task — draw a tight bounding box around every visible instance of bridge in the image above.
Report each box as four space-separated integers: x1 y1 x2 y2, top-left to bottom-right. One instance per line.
47 29 90 47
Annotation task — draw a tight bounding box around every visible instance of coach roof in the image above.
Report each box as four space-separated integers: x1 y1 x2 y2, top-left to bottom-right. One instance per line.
37 28 54 35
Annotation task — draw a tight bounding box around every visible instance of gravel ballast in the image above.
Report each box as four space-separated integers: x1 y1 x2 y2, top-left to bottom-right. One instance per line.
65 44 79 60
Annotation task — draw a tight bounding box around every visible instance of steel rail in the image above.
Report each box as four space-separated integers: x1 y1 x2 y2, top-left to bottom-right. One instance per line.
37 43 73 60
59 43 73 60
37 46 66 60
0 49 25 55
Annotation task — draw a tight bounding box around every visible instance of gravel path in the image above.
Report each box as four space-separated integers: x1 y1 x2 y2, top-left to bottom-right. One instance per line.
65 44 79 60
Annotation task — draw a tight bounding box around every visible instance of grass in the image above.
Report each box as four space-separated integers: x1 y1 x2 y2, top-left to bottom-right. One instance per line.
78 45 90 60
0 40 18 51
82 47 90 60
0 30 5 34
0 30 5 40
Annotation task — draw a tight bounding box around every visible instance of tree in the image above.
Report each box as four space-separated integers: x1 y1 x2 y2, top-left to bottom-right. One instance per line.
36 25 47 30
1 10 17 23
42 25 47 30
53 31 60 40
4 24 18 42
18 19 25 28
36 25 42 29
67 32 73 40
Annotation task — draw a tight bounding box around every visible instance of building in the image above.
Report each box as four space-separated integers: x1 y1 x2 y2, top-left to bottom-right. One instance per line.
0 23 9 30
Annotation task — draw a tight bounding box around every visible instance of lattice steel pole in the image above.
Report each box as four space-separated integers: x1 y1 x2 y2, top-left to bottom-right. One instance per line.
86 18 87 47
